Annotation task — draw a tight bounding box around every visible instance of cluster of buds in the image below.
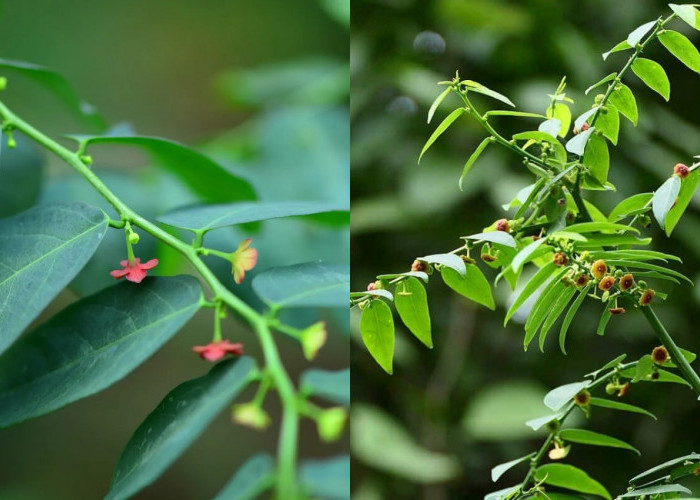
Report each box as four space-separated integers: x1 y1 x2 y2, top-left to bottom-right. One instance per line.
605 380 630 398
583 259 655 310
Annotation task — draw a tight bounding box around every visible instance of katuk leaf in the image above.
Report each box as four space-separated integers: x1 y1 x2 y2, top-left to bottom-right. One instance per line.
631 58 671 101
418 107 466 164
659 29 700 74
360 300 395 374
394 277 432 348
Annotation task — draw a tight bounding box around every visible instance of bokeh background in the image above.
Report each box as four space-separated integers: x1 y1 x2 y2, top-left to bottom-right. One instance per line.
351 0 700 498
0 1 348 499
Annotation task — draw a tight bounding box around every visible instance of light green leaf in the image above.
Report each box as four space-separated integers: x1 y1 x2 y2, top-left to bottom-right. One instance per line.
602 40 632 60
360 300 395 374
559 283 592 355
585 73 617 95
665 168 700 235
419 107 466 164
632 58 671 101
157 201 348 232
213 454 275 500
524 280 567 348
596 105 620 145
511 238 548 272
588 397 657 420
463 231 517 248
574 108 598 131
300 368 350 406
70 134 256 203
459 137 492 190
441 265 495 310
418 253 466 276
0 276 202 428
351 289 394 301
565 127 595 156
670 3 700 30
376 271 430 282
574 234 651 248
564 221 638 234
605 259 692 284
485 110 546 119
0 202 108 355
513 130 567 164
659 29 700 73
546 102 571 137
586 354 628 378
534 464 611 499
538 285 576 352
559 428 639 454
582 134 610 184
504 262 560 325
485 485 520 500
462 80 515 107
543 381 590 411
609 83 638 125
394 277 432 348
538 118 562 138
106 357 256 500
526 413 562 431
427 87 452 124
252 262 349 308
618 484 692 498
653 175 682 229
608 193 653 221
627 20 657 47
491 453 535 482
630 452 700 485
300 456 349 500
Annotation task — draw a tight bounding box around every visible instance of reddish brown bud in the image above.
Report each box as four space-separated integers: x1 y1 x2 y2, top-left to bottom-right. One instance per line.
619 273 634 292
460 254 476 264
599 276 615 291
553 252 569 267
367 282 377 291
609 307 626 315
639 289 655 306
411 260 426 272
652 346 669 364
481 253 497 262
591 259 607 280
575 274 589 288
581 122 590 132
495 218 510 232
674 163 690 179
617 382 629 398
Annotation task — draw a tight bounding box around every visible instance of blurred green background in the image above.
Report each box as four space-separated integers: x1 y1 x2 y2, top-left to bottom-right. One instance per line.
0 1 348 499
351 0 700 498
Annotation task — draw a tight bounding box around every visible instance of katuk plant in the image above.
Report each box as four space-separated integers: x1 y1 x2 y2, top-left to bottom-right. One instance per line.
352 3 700 498
0 58 349 499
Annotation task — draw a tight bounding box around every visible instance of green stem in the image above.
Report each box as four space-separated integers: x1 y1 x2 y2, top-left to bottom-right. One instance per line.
641 306 700 397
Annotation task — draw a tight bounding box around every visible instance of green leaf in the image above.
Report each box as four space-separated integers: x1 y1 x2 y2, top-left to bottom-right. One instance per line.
618 484 692 498
418 253 466 276
609 83 638 125
665 168 700 235
608 193 653 221
513 130 567 164
351 288 394 301
539 118 562 138
565 127 595 156
485 485 520 500
360 300 395 374
574 234 651 248
605 259 692 284
0 59 105 129
394 277 432 348
627 20 657 47
427 87 452 124
459 137 492 190
634 355 655 382
585 73 617 95
157 201 348 233
511 238 548 272
0 132 43 218
300 456 349 500
504 262 560 325
491 453 535 482
652 175 682 228
70 134 256 203
0 276 202 428
574 108 598 131
586 354 628 378
630 452 700 485
376 271 430 282
524 280 566 348
538 285 576 352
544 381 590 411
559 283 592 355
485 110 546 119
462 80 515 107
631 58 671 101
559 428 639 454
534 464 611 499
463 231 517 248
213 454 274 500
106 357 256 500
670 4 700 30
564 221 638 234
300 368 350 406
659 29 700 73
596 105 620 145
597 307 612 336
582 134 610 184
526 413 563 431
546 102 571 137
441 265 495 310
252 262 349 308
602 40 632 60
418 107 466 164
588 397 657 420
0 201 108 354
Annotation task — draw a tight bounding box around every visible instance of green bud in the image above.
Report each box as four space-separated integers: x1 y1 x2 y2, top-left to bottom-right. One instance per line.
605 382 617 395
0 77 7 91
317 407 347 442
232 403 271 431
601 290 610 302
638 280 648 289
614 269 623 278
301 321 327 361
80 155 93 166
594 94 605 105
7 133 16 149
128 231 140 244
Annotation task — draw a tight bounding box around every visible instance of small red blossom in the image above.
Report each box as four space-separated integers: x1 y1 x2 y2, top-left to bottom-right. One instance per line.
110 258 159 283
495 218 510 232
231 238 258 284
192 339 244 362
367 282 377 291
674 163 690 179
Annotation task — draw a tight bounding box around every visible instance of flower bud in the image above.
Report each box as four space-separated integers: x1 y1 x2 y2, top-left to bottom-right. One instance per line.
411 260 426 272
575 274 589 288
617 382 629 397
591 259 607 279
460 254 476 264
605 382 617 395
6 133 16 149
609 307 626 315
232 403 271 430
495 218 510 232
301 322 327 361
317 407 348 442
0 77 7 91
481 253 497 263
651 346 669 364
674 163 690 179
128 231 140 245
548 444 570 460
594 94 605 105
553 252 569 267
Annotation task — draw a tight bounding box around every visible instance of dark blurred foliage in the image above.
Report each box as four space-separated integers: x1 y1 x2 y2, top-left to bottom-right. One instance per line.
351 0 700 498
0 1 348 499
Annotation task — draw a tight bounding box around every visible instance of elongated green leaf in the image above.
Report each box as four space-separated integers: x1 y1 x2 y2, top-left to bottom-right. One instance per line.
427 87 452 124
0 59 104 129
609 83 638 125
511 238 548 272
603 40 632 60
565 127 595 156
252 262 348 308
0 201 108 354
538 285 576 352
463 231 517 248
659 29 700 73
632 58 670 101
485 485 520 500
627 20 657 47
70 134 256 203
652 175 682 229
213 454 274 500
622 484 692 498
394 277 432 348
360 300 394 374
0 276 202 427
491 453 535 482
418 107 466 164
585 73 617 95
513 130 567 164
351 288 394 301
574 234 651 248
597 307 612 336
582 134 610 184
418 253 466 276
157 201 348 232
505 262 560 325
559 428 639 454
459 137 492 190
608 193 653 221
630 453 700 485
596 105 620 145
559 283 592 354
586 354 628 379
524 280 566 348
376 271 429 282
300 368 350 406
588 397 656 419
525 413 562 431
546 102 571 137
544 381 590 411
485 110 546 119
665 168 700 235
462 80 515 107
441 265 495 310
605 259 692 284
565 221 638 234
106 357 256 500
300 456 349 500
670 4 700 30
534 464 611 499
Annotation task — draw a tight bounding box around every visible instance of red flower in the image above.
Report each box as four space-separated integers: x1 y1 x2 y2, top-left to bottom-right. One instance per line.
192 339 244 362
110 258 159 283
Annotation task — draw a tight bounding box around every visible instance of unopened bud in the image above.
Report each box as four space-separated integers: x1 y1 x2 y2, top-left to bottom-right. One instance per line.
317 407 348 442
0 77 7 91
232 403 271 430
301 322 327 361
128 231 140 244
674 163 690 179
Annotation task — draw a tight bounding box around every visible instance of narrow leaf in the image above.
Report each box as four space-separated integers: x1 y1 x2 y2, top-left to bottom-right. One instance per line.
618 484 692 498
419 107 466 164
504 262 560 325
585 73 617 95
659 29 700 74
360 300 395 374
559 283 592 355
597 307 612 336
630 453 700 485
652 175 682 229
534 464 611 499
511 238 548 272
427 87 452 124
459 137 492 190
463 231 517 248
418 253 466 276
632 58 671 101
559 428 639 454
463 80 515 107
491 453 535 482
485 110 545 118
252 262 349 308
300 368 350 406
586 354 628 378
544 381 590 411
602 40 632 60
588 397 657 420
213 454 275 500
441 266 495 310
394 277 432 348
538 286 576 352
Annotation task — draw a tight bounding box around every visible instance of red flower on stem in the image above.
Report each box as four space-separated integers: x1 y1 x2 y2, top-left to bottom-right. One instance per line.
192 339 244 362
110 258 159 283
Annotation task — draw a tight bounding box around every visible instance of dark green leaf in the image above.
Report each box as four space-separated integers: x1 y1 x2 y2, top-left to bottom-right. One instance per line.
427 87 452 124
609 83 638 125
300 455 349 500
0 202 108 354
300 368 350 406
0 276 202 427
462 80 515 107
459 137 492 190
627 21 657 47
659 29 700 73
559 428 639 454
463 231 517 248
602 40 632 60
670 4 700 30
534 464 611 499
360 300 395 374
583 134 610 184
597 307 612 336
504 262 560 325
524 280 566 349
511 238 548 272
213 454 274 500
559 283 592 355
394 277 432 348
491 453 535 482
631 58 670 101
588 397 657 419
419 107 466 164
252 262 349 308
538 285 576 352
544 381 590 411
618 484 691 498
596 105 620 145
630 452 700 485
106 357 256 500
574 234 651 248
0 132 43 218
565 127 595 156
418 253 466 276
441 265 495 310
665 168 700 235
608 193 653 221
